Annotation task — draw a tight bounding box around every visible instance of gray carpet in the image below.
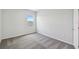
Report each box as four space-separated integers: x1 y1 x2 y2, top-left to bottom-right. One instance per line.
0 33 74 49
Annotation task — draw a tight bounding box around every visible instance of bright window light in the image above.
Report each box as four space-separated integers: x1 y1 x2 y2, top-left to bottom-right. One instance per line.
27 16 33 22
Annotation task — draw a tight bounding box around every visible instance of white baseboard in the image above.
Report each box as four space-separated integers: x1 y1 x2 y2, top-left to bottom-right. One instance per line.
1 32 36 40
38 32 73 45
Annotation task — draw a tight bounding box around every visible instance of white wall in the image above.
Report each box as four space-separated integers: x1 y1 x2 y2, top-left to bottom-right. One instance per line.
0 10 2 42
2 9 36 39
37 9 73 45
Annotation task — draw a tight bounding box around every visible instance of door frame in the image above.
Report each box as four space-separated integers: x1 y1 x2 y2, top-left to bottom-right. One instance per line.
73 9 78 49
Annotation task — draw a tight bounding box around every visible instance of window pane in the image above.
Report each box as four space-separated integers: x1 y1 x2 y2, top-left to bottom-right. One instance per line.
27 16 33 22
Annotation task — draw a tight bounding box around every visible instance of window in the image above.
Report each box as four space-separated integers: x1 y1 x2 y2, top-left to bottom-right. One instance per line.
27 16 33 22
26 16 34 26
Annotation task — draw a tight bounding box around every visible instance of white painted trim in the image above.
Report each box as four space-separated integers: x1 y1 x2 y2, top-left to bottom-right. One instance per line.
38 32 73 45
1 32 36 40
73 9 78 49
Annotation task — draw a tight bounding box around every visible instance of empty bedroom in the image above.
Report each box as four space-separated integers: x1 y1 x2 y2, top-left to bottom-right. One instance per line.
0 9 78 49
